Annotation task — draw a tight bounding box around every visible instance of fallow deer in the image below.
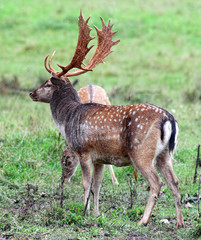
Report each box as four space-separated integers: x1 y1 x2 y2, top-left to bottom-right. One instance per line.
61 85 119 185
29 11 184 229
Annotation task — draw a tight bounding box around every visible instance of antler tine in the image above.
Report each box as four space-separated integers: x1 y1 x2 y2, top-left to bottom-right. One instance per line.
44 52 59 75
44 55 51 74
48 51 59 74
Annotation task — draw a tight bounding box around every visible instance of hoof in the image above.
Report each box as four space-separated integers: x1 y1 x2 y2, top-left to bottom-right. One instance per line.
93 211 100 217
138 220 148 226
175 222 185 230
113 180 119 185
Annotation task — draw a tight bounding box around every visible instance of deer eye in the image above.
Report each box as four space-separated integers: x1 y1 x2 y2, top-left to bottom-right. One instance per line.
45 84 52 88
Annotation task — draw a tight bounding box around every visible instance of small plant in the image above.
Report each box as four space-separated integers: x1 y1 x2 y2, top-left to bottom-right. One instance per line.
192 218 201 237
0 212 15 232
126 206 144 221
60 211 82 225
95 214 108 227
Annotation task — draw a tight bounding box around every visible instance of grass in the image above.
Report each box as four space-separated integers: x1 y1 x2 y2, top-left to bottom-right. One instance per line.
0 0 201 239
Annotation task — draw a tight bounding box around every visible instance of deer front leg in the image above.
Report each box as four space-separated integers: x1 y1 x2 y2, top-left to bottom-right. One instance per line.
92 163 105 216
79 153 93 214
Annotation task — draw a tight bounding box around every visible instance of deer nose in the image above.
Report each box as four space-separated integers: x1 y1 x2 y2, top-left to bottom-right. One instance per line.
29 92 33 96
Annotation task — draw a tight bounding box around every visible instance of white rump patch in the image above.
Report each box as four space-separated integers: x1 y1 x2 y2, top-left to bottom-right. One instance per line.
174 122 179 150
155 121 172 158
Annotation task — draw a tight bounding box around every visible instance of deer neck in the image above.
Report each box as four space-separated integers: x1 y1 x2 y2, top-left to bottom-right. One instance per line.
50 82 82 136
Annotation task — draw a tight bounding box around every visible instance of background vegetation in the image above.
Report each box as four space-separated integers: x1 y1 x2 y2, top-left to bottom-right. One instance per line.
0 0 201 239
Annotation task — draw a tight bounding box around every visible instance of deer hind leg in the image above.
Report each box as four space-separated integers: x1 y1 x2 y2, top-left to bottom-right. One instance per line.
79 153 93 214
108 165 119 185
129 152 163 226
156 151 184 229
92 163 105 216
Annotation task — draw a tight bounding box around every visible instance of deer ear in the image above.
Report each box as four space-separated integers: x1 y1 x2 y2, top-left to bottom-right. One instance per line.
50 76 64 87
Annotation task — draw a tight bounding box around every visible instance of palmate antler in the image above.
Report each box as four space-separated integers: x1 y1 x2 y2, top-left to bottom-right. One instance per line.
44 10 120 78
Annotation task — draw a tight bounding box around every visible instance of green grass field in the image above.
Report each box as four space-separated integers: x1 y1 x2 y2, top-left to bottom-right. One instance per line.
1 0 201 239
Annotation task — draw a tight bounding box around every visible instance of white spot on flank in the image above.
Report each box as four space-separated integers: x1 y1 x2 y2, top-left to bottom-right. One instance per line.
140 125 143 130
135 118 138 122
133 111 136 115
128 122 131 126
134 138 140 143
